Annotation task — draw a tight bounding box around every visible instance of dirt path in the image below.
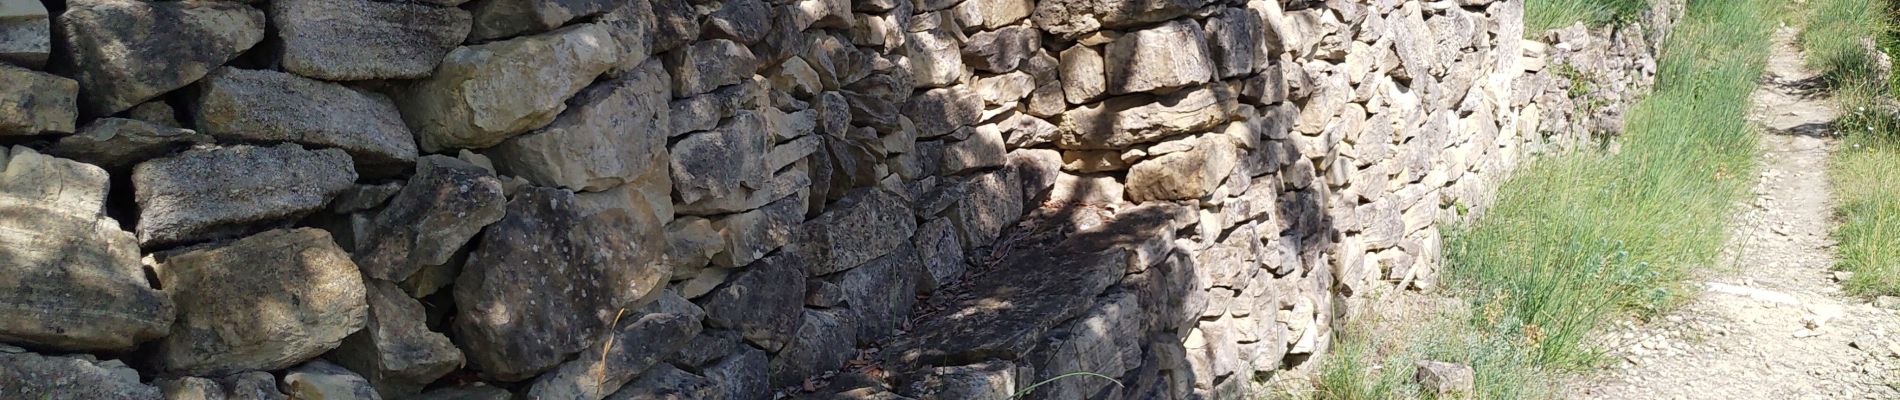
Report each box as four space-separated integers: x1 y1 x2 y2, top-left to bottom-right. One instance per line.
1566 26 1900 400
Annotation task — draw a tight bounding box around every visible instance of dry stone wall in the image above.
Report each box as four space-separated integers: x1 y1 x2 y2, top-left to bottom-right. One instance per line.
0 0 1673 398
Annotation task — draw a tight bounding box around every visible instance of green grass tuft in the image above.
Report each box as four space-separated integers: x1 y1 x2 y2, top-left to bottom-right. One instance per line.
1526 0 1651 34
1800 0 1900 298
1307 0 1782 397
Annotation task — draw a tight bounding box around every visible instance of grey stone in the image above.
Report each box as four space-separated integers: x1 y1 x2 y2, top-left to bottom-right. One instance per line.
354 156 504 282
398 23 619 152
0 0 48 68
941 125 1007 174
697 250 807 353
704 0 770 43
901 361 1015 399
963 26 1038 73
801 34 872 90
607 364 719 399
218 372 287 400
945 170 1022 252
194 68 418 172
904 87 984 137
666 39 761 97
527 312 700 400
1059 45 1107 105
0 351 160 399
1056 84 1238 149
703 346 770 400
158 377 222 400
1020 292 1142 399
271 0 471 80
1414 361 1474 395
464 0 615 41
59 0 264 115
47 118 210 170
906 27 962 88
668 79 768 136
833 244 923 340
133 144 357 247
597 0 656 75
0 64 75 135
453 187 668 381
154 228 368 376
961 0 1031 29
1205 8 1264 79
1030 0 1203 38
125 100 181 128
410 384 512 400
766 308 857 387
489 60 671 192
1104 20 1214 95
1126 135 1238 202
708 194 805 268
913 218 967 290
284 360 382 400
0 147 172 353
327 280 465 398
649 0 698 53
798 188 918 276
845 91 903 132
974 71 1037 106
330 182 403 214
670 111 772 205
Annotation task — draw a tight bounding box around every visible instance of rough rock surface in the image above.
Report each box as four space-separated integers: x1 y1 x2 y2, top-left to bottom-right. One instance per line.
398 23 619 152
59 0 264 115
327 281 465 398
453 187 667 381
194 68 419 172
0 0 48 68
0 350 161 399
284 360 382 400
489 60 671 192
133 144 357 247
0 147 172 352
153 228 368 376
1055 84 1238 149
464 0 614 42
270 0 472 81
0 65 75 135
354 155 506 282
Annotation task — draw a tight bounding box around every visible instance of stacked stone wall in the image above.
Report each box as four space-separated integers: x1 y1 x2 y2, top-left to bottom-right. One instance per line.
0 0 1674 398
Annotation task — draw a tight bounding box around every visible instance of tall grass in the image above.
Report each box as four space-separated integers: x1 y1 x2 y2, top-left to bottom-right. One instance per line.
1308 0 1780 397
1526 0 1650 33
1799 0 1900 297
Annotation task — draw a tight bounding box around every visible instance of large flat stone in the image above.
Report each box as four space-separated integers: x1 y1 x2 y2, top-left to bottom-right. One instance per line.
195 68 419 173
0 147 172 352
832 243 923 341
153 228 368 376
271 0 471 80
696 250 807 353
397 23 619 152
453 187 667 381
0 0 48 68
1125 135 1238 202
132 144 357 247
1103 20 1214 95
797 188 917 276
1030 0 1204 38
59 0 263 115
489 59 670 192
0 64 76 136
1055 84 1238 149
